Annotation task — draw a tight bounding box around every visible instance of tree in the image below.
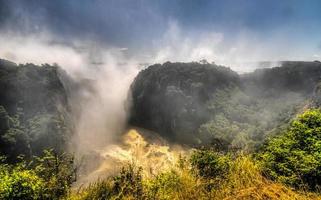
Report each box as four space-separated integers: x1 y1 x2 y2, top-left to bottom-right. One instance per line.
260 109 321 190
33 149 76 199
190 149 230 179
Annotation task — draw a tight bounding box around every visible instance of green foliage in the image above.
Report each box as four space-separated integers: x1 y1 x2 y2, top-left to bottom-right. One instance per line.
27 114 71 155
0 60 72 161
73 180 113 200
71 164 144 200
130 61 314 150
0 106 71 161
260 109 321 190
200 87 303 152
144 171 182 200
0 158 44 200
0 107 31 160
113 164 144 199
130 62 240 144
71 154 319 200
0 150 76 200
32 149 76 199
190 149 231 179
0 106 10 131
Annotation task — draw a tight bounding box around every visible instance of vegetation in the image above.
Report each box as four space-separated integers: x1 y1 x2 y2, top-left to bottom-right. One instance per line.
130 61 321 149
69 153 319 200
190 149 230 179
130 61 240 144
2 107 321 199
0 158 44 200
68 108 321 199
0 150 76 200
260 109 321 190
0 59 72 161
2 59 321 199
3 150 320 200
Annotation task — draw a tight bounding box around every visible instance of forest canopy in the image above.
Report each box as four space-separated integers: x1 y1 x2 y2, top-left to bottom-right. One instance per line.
130 61 321 150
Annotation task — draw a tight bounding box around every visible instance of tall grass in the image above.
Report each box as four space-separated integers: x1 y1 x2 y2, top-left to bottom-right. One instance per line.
69 154 320 200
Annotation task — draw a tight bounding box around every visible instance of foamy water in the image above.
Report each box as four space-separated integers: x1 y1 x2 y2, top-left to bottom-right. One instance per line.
75 128 188 186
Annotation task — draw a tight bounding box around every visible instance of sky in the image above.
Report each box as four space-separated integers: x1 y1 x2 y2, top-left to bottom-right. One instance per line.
1 0 321 68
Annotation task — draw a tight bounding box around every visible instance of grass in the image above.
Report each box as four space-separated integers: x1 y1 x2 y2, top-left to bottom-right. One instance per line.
68 154 321 200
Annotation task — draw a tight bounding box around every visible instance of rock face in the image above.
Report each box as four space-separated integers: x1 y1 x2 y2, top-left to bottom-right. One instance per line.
129 61 321 148
0 59 72 160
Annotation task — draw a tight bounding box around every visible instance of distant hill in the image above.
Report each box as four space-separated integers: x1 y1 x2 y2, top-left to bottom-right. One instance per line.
129 61 321 150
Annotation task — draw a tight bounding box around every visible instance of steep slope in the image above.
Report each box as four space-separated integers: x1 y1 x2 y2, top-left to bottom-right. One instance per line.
129 62 240 144
129 61 321 149
0 59 72 161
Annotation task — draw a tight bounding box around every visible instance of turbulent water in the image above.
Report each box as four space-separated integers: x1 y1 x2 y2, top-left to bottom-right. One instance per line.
75 128 187 186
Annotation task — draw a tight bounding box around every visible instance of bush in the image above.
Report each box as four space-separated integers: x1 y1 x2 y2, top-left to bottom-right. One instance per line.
190 149 231 179
0 150 76 200
33 149 76 199
71 180 113 200
0 159 44 200
260 109 321 190
144 170 182 200
71 164 144 200
112 164 144 199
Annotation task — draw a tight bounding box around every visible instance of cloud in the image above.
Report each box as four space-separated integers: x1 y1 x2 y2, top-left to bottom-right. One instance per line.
1 0 321 68
0 32 83 75
143 22 290 72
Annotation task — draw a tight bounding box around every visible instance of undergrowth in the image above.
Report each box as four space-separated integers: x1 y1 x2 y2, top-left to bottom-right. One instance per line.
69 153 320 200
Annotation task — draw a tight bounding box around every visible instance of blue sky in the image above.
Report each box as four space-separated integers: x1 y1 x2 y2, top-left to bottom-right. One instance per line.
1 0 321 64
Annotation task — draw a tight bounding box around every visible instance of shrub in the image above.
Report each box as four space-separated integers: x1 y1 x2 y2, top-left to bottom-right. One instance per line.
0 150 76 200
0 160 44 200
260 109 321 190
144 170 182 200
190 149 231 179
112 164 144 199
33 149 76 199
71 180 113 200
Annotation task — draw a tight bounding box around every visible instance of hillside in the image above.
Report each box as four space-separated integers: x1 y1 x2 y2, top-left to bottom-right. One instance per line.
129 61 321 150
129 62 240 144
0 59 72 161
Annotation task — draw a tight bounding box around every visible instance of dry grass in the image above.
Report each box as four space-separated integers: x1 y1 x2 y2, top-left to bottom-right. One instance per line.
69 155 321 200
213 156 319 200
